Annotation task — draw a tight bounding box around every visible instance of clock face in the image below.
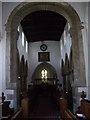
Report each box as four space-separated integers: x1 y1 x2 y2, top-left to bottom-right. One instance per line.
40 44 47 51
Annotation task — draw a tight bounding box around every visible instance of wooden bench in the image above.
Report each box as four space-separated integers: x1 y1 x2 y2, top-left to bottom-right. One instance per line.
2 101 14 119
59 97 68 118
1 115 11 120
59 97 79 120
65 110 78 120
10 97 29 119
10 108 22 120
80 100 90 119
21 97 29 119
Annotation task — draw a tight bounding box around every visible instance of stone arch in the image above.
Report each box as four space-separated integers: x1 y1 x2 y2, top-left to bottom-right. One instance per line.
20 55 26 94
32 62 57 82
6 2 86 89
65 53 69 75
69 46 74 84
20 55 25 76
25 60 28 77
17 50 20 77
61 59 66 91
61 59 65 76
17 50 21 109
24 60 28 91
69 46 73 72
64 53 70 92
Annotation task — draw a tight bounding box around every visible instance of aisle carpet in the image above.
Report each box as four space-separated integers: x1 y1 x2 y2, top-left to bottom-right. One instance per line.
29 96 60 120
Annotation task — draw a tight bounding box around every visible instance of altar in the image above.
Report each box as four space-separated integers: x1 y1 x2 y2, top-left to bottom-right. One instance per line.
32 78 58 85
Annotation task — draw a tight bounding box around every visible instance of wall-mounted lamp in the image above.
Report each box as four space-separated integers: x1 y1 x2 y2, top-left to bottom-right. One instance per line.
18 76 21 80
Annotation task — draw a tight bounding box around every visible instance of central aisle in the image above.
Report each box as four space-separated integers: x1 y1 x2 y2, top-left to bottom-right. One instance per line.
29 95 60 120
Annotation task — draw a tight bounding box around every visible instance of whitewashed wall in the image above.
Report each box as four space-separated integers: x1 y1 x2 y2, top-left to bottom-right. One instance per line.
28 41 62 84
0 1 2 98
17 24 28 62
60 23 72 64
0 2 2 119
88 2 90 99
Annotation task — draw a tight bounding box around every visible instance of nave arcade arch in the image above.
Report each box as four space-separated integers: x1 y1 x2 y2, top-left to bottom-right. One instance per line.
5 2 86 109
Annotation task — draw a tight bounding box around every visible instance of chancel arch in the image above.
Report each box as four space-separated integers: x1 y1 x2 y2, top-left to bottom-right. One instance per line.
6 2 86 89
32 62 57 85
5 2 86 110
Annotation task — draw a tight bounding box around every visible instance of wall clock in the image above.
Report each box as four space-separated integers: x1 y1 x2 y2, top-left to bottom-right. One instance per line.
40 44 47 51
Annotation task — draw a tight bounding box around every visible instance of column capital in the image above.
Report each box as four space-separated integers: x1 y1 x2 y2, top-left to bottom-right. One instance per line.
11 30 19 41
69 26 84 38
69 27 77 38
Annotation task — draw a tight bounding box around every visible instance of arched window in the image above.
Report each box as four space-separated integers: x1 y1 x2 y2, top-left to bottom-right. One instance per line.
41 69 47 82
26 40 28 53
22 32 24 47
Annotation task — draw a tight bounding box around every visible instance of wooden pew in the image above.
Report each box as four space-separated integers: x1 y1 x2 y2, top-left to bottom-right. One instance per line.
59 97 68 118
59 97 78 120
80 100 90 119
10 97 29 119
76 91 90 119
21 97 29 119
2 101 14 119
65 110 78 120
10 108 22 120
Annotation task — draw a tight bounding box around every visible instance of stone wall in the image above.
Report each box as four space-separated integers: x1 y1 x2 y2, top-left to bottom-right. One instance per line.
28 41 62 84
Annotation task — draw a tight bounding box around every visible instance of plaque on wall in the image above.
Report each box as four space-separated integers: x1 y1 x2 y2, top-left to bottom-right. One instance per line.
38 52 50 62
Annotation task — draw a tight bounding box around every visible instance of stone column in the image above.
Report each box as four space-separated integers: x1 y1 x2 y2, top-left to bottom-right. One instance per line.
10 30 19 83
69 69 74 85
63 76 66 92
6 30 19 89
70 27 86 86
61 59 66 92
6 31 11 88
17 50 21 110
65 54 70 92
65 75 70 92
22 74 25 95
70 27 86 112
11 30 19 112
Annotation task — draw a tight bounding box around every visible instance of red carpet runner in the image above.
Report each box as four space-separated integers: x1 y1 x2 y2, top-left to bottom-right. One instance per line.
29 96 59 120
